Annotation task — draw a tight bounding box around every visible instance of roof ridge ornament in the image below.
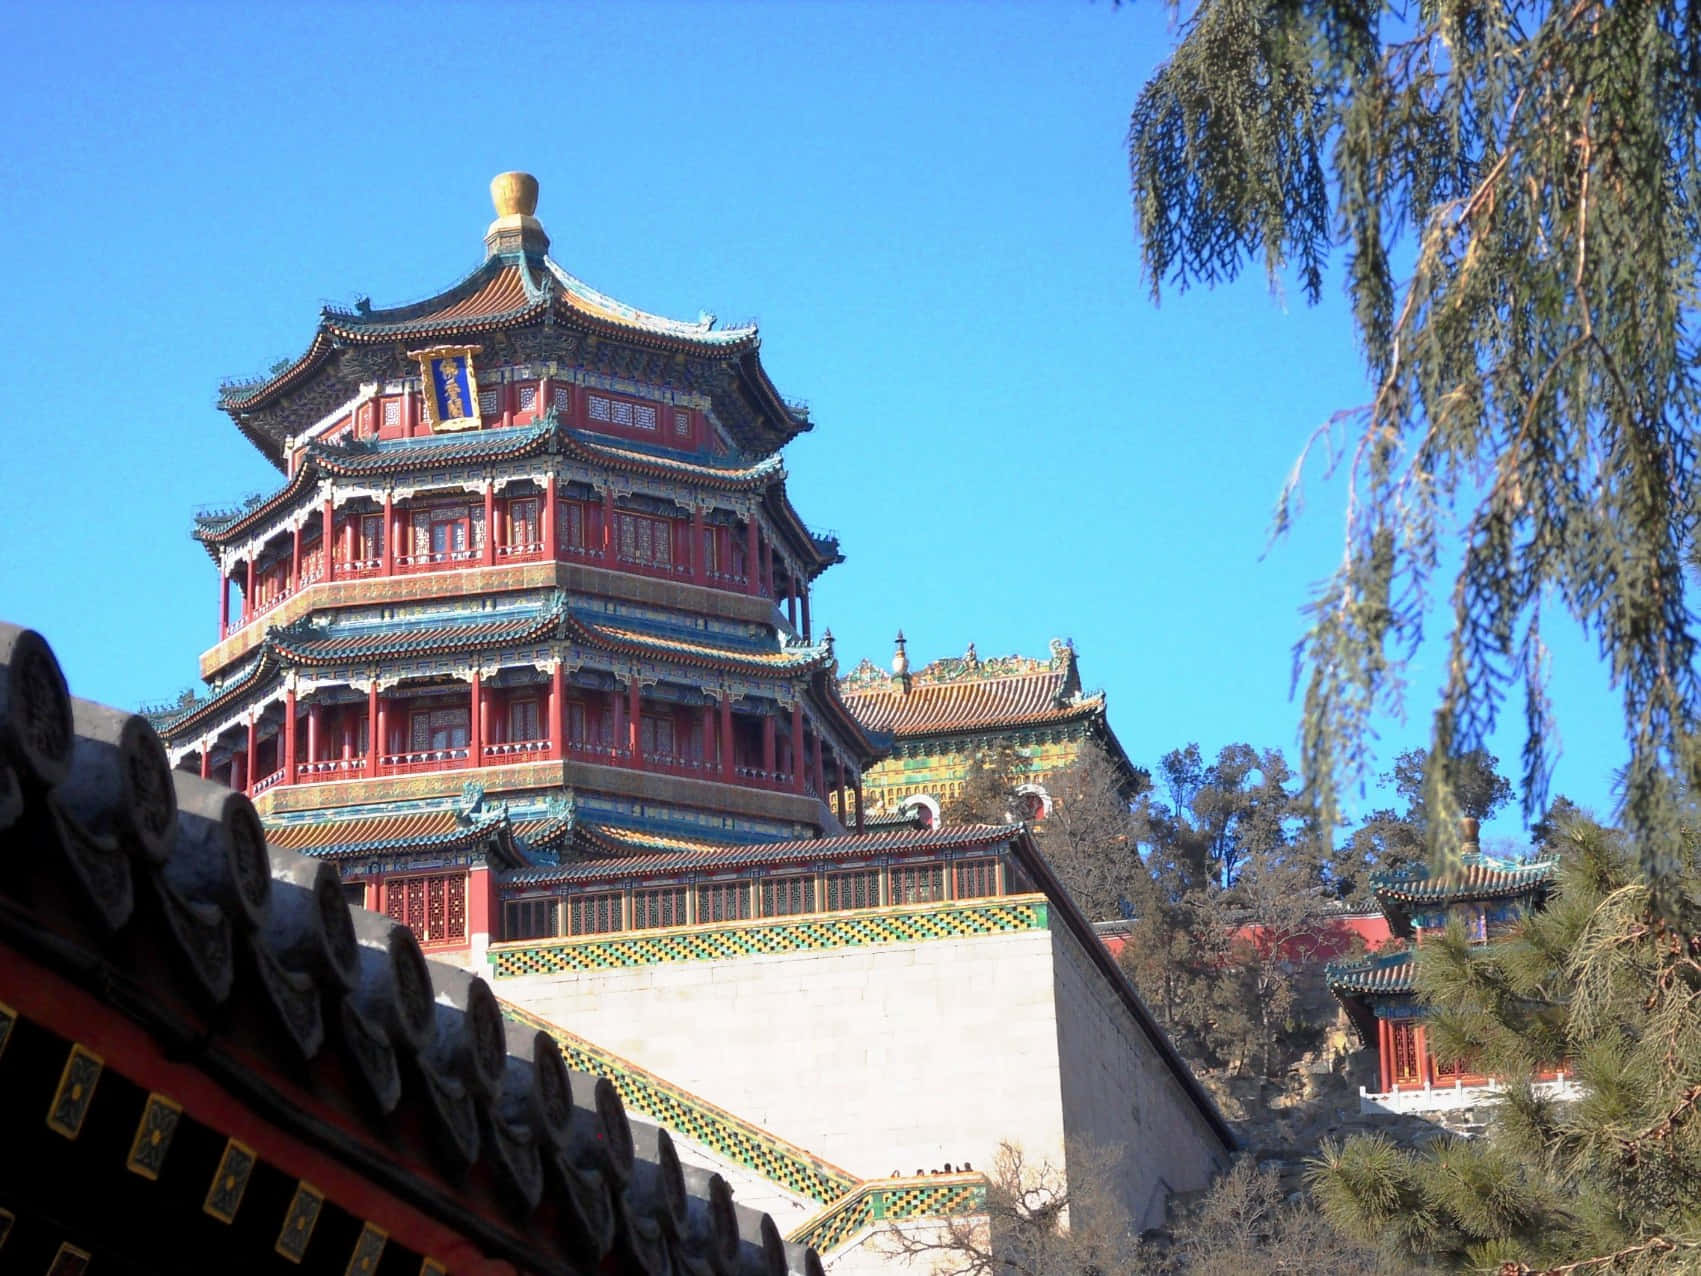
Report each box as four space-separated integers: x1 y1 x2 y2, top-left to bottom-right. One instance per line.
485 171 550 258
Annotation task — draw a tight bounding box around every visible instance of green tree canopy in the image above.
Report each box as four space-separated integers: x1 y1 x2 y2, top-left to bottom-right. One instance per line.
1128 0 1701 891
1309 816 1701 1270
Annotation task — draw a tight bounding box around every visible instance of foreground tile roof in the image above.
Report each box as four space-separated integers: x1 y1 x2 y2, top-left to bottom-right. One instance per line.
0 620 821 1276
264 805 514 860
505 821 1022 887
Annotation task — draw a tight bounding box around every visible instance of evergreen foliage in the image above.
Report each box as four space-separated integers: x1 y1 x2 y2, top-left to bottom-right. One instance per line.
1128 0 1701 892
1308 817 1701 1271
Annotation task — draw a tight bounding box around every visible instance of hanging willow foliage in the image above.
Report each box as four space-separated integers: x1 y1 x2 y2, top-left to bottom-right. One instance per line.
1129 0 1701 887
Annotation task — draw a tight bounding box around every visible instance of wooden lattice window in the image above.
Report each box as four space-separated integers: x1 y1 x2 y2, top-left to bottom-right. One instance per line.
383 873 466 944
632 886 688 930
503 897 557 941
890 862 944 905
825 869 878 912
616 513 674 567
568 892 623 935
508 699 541 742
508 498 540 549
588 393 657 431
954 858 999 900
561 502 587 550
1390 1021 1421 1084
760 876 815 917
696 881 751 924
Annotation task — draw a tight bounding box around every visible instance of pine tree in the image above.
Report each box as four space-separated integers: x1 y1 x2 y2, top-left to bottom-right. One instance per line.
1127 0 1701 889
1307 816 1701 1271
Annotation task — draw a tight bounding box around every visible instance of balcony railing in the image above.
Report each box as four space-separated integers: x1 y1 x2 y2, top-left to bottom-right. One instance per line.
483 739 552 759
299 756 367 778
496 542 545 562
378 747 472 775
251 767 287 795
394 549 478 574
564 739 629 764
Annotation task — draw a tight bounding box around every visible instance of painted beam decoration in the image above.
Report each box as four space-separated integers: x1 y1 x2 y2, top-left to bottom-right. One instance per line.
411 345 483 432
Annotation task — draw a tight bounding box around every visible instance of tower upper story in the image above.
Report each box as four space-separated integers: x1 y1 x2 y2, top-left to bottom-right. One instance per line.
160 175 878 852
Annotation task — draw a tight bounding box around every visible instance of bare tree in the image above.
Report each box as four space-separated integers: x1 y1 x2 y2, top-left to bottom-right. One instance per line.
1032 742 1152 921
880 1140 1146 1276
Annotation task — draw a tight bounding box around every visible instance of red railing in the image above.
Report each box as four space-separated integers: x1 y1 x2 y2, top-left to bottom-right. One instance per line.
298 756 368 778
378 747 472 776
250 767 287 795
483 739 552 760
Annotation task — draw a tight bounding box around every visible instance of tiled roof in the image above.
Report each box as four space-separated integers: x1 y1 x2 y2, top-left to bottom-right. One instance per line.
265 806 510 859
270 602 567 666
504 821 1021 886
840 661 1101 737
572 614 830 674
1373 855 1556 906
560 428 785 490
1325 949 1415 996
309 422 559 476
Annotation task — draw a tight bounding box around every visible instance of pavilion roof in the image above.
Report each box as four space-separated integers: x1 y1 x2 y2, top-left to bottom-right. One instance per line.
157 596 874 760
218 252 807 463
504 821 1023 887
0 620 818 1276
263 802 522 864
193 415 807 545
1372 854 1557 908
838 639 1104 738
1325 949 1415 997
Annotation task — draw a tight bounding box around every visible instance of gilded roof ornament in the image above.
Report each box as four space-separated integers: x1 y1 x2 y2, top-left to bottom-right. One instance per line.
485 171 549 257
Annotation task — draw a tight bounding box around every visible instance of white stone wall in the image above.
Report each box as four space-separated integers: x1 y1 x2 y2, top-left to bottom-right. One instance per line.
498 928 1068 1180
496 913 1229 1254
1047 919 1228 1231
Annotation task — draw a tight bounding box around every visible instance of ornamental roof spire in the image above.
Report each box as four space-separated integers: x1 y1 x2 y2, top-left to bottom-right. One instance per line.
893 630 911 695
485 171 550 258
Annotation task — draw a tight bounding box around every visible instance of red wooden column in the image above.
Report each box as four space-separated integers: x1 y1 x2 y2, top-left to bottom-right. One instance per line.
470 673 484 766
602 489 617 558
283 688 298 786
718 696 733 781
789 702 805 792
381 492 395 577
834 759 846 824
1416 1025 1433 1088
290 526 302 594
322 499 336 582
611 686 627 759
307 701 322 766
744 518 760 595
853 772 865 833
812 732 826 797
765 542 776 601
761 714 777 779
699 704 715 770
551 663 566 759
544 474 558 560
1377 1019 1392 1092
787 585 798 630
482 485 496 567
800 588 811 642
218 573 229 640
690 506 706 585
200 746 211 780
501 382 514 431
244 716 258 796
367 681 380 771
244 556 256 624
627 677 642 760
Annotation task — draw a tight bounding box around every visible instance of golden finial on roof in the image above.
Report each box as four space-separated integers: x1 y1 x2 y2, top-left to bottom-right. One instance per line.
485 171 549 257
892 631 909 676
490 171 539 218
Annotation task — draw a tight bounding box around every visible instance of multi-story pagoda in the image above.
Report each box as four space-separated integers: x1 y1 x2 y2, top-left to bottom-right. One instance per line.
154 176 1235 1266
1327 821 1567 1113
837 635 1139 826
161 172 880 964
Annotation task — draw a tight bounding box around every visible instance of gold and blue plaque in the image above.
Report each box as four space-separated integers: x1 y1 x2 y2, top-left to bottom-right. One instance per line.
411 345 484 432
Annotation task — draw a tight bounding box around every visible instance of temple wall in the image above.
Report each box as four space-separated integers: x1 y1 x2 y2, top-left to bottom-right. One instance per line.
496 927 1069 1181
1047 919 1228 1231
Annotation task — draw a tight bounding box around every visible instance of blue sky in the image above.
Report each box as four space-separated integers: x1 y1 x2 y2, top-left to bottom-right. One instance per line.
0 2 1626 840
